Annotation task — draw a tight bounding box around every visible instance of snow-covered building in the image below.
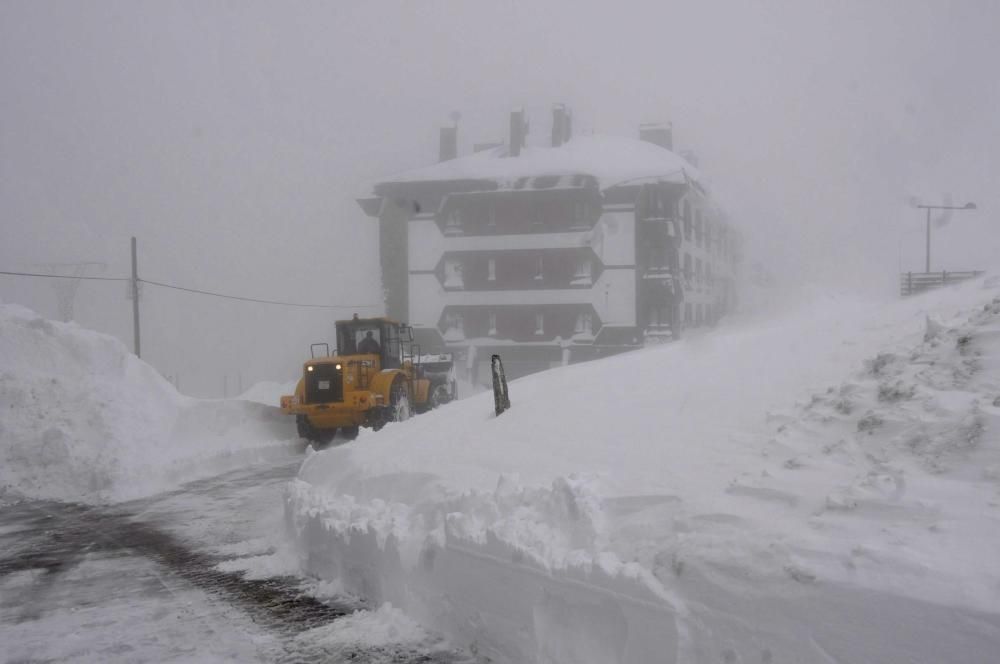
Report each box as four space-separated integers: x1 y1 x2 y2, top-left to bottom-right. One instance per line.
357 108 741 381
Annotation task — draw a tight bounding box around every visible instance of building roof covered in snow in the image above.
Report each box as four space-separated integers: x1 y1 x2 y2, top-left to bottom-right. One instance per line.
368 134 704 194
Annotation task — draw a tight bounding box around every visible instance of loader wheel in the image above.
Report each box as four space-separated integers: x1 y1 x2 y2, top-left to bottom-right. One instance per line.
390 382 411 423
340 426 360 440
429 383 451 409
296 415 336 446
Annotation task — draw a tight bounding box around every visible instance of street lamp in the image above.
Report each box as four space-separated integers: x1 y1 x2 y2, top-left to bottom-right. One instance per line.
915 201 977 272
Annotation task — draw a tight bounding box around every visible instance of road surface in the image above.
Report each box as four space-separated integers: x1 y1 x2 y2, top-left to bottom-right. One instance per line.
0 457 470 663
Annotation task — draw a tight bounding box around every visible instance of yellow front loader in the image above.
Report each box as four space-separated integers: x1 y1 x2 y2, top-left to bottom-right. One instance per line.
280 316 456 443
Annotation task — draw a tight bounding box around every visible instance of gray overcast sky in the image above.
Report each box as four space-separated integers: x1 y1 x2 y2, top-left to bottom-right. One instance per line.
2 1 998 395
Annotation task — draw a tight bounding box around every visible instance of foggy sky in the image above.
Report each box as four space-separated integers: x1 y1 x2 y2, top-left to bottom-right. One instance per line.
2 1 998 396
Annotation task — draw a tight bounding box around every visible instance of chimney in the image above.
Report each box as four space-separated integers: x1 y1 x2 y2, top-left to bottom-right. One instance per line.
509 108 527 157
439 126 458 162
639 122 673 151
551 104 572 147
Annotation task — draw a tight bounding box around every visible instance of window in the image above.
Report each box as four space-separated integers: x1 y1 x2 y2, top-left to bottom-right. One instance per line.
531 205 545 229
685 302 692 324
445 209 462 235
444 312 464 341
488 310 497 336
444 258 464 289
574 311 593 336
682 200 692 241
684 253 692 281
487 258 496 282
573 201 592 229
654 241 670 269
645 186 665 219
694 210 702 247
695 258 703 283
534 312 545 335
572 255 593 285
486 203 496 229
534 255 544 281
648 302 668 327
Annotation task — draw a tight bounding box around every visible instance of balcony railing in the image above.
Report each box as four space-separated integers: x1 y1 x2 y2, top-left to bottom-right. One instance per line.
642 266 675 280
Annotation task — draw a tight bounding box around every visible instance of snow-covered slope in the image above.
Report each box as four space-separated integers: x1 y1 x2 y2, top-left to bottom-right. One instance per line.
287 275 1000 663
0 303 298 503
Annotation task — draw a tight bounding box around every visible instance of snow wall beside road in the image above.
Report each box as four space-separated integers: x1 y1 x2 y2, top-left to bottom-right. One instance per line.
287 274 1000 663
0 303 298 503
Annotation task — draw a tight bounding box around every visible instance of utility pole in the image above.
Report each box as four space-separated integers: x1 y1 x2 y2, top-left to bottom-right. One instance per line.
131 237 141 358
925 207 931 273
915 202 976 273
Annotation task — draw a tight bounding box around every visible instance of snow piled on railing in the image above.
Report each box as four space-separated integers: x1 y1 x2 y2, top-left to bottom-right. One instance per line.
286 274 1000 663
0 303 299 503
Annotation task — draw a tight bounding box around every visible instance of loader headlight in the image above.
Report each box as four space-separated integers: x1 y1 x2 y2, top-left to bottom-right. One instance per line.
335 364 342 370
307 366 314 372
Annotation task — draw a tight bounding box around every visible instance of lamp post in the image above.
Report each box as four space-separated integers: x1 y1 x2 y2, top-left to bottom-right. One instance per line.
915 202 976 272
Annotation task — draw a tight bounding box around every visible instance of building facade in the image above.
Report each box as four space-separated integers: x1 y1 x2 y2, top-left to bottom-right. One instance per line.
357 109 741 383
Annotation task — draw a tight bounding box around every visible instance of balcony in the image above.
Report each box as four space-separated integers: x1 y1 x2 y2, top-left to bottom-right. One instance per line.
643 323 675 342
436 248 602 292
437 304 601 345
641 216 681 238
642 266 676 281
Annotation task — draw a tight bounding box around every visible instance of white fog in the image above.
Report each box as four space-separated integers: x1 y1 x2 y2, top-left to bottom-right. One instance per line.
2 2 999 662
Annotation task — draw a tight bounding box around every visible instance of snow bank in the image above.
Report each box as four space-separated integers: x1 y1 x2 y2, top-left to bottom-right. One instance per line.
291 602 461 663
237 379 298 407
0 304 298 503
297 603 427 649
287 275 1000 662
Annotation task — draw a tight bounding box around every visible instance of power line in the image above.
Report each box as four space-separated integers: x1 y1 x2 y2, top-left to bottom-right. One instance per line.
139 278 379 310
0 269 128 282
1 268 381 310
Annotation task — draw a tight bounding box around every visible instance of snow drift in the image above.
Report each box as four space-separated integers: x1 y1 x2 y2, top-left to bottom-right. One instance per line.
0 303 298 503
287 276 1000 663
238 379 298 407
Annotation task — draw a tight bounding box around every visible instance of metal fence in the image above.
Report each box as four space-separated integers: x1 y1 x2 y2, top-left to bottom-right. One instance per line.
900 270 984 297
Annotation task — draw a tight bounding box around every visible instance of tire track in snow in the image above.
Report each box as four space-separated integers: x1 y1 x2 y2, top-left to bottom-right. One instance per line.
1 463 470 663
0 498 353 632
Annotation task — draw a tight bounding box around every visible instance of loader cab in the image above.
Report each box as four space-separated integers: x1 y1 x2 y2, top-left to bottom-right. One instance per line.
335 316 414 371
